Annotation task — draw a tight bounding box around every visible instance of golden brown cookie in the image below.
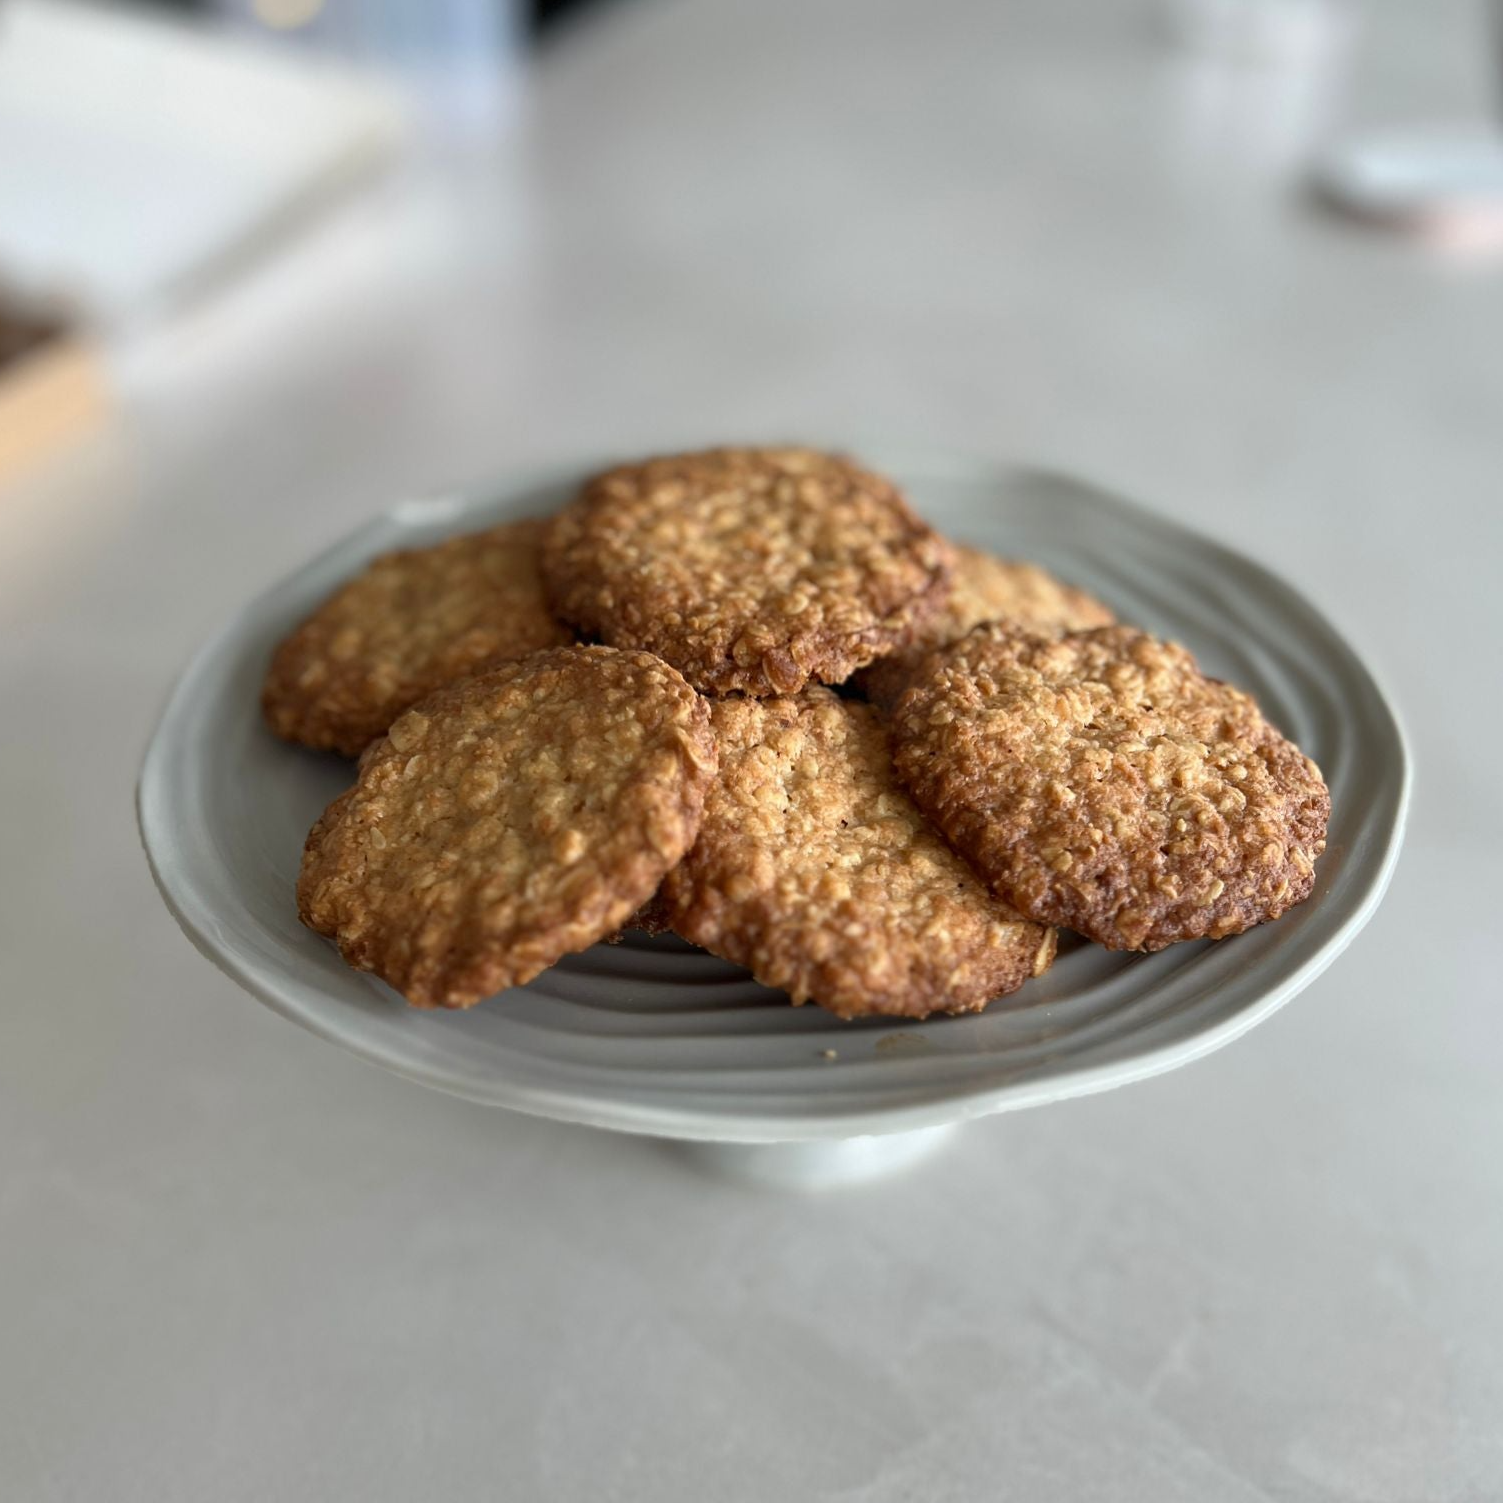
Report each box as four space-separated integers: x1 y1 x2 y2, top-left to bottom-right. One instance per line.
660 688 1056 1020
891 625 1330 951
541 448 952 697
263 519 572 757
859 545 1114 709
297 646 717 1008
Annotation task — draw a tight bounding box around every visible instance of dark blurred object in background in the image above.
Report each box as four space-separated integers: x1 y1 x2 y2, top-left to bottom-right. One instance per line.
0 301 65 375
130 0 618 39
528 0 613 37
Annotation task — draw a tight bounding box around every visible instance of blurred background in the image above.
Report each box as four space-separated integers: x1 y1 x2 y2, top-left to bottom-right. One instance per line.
3 2 1501 1498
5 0 1502 507
4 0 1501 515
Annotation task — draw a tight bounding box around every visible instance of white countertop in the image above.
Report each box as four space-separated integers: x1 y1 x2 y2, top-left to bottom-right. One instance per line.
3 0 1500 1497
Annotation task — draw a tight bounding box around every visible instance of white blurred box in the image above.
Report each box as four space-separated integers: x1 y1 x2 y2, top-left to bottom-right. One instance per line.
0 0 408 482
0 0 408 324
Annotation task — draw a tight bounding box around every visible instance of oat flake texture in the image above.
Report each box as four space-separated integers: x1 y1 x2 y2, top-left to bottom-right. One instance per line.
662 688 1056 1019
541 447 952 696
298 646 717 1008
263 518 572 757
859 543 1115 709
891 624 1330 951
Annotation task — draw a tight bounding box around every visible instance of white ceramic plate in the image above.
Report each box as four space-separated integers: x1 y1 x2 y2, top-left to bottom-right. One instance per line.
138 456 1408 1144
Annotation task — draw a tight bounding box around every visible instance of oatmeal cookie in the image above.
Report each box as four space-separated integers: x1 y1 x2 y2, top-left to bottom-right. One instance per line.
859 545 1113 708
541 448 951 696
891 625 1329 950
298 646 717 1007
661 688 1055 1019
263 518 572 757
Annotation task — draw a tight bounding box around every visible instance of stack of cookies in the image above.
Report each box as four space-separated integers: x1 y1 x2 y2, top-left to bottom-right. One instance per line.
266 448 1330 1019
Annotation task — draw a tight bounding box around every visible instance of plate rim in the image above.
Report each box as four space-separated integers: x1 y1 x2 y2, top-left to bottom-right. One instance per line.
137 453 1411 1142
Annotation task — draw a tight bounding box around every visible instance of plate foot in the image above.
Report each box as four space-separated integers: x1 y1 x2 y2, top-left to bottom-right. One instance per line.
670 1124 957 1189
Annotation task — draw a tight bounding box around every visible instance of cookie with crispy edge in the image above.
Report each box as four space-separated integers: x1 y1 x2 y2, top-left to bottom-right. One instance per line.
298 646 717 1008
660 688 1056 1019
541 447 952 697
263 518 572 757
891 624 1330 951
859 544 1115 709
